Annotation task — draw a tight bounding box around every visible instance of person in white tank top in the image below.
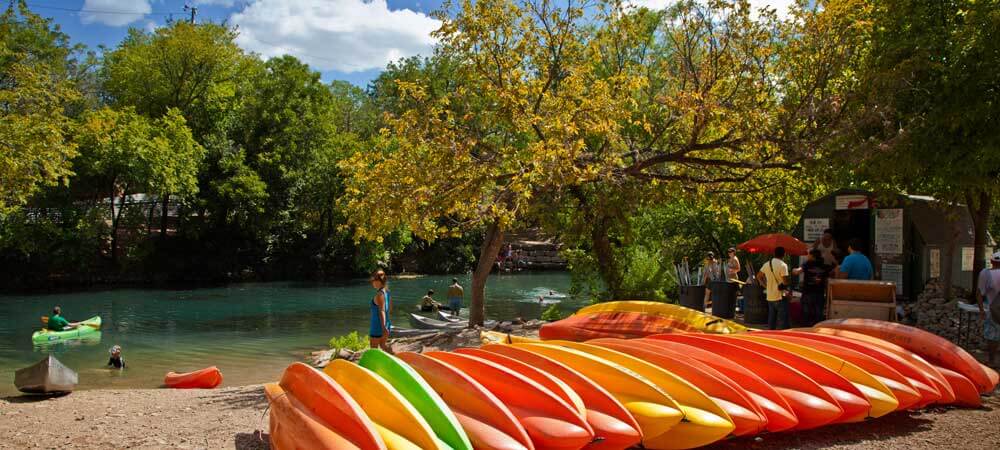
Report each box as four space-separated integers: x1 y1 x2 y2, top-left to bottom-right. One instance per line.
813 229 838 266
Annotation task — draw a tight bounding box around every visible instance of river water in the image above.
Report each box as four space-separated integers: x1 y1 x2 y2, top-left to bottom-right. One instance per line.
0 272 575 395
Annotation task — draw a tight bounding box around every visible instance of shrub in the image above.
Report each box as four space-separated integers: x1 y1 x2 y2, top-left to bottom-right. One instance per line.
328 331 367 352
541 304 564 321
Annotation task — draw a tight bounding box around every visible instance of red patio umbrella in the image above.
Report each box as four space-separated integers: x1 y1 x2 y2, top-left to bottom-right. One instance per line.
737 233 809 256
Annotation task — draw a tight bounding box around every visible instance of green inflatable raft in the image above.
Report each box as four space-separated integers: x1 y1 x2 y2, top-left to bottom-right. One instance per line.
31 316 102 344
359 349 472 450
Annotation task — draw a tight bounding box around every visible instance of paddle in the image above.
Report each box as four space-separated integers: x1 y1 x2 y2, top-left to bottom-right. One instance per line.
40 316 101 329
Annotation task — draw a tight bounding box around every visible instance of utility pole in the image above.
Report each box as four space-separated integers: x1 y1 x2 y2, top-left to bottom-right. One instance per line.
184 5 197 24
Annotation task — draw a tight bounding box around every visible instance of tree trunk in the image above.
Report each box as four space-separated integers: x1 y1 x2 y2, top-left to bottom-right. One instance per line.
967 190 991 294
159 194 170 238
942 212 960 301
591 216 623 298
110 188 128 266
469 219 505 327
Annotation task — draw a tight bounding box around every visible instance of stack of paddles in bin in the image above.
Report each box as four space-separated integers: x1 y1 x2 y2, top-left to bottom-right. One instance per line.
263 301 999 449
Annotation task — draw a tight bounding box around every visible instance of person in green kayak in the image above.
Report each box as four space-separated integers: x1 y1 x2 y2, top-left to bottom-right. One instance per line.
47 306 80 331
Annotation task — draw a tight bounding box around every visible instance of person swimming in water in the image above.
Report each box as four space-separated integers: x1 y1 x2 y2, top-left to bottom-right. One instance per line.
107 345 126 369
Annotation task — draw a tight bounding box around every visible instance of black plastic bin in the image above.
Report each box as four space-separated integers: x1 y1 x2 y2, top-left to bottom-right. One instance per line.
743 284 768 324
678 285 706 312
709 281 738 319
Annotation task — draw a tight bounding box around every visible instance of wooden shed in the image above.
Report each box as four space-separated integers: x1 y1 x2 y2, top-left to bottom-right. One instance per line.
793 188 994 301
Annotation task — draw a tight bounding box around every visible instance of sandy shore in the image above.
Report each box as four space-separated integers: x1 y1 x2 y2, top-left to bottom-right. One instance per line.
2 383 997 449
3 325 998 450
0 385 268 450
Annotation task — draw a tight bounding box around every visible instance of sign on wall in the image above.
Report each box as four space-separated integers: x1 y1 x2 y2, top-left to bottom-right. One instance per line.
961 247 975 271
804 218 829 242
874 209 903 255
882 263 903 296
929 248 940 278
836 195 870 210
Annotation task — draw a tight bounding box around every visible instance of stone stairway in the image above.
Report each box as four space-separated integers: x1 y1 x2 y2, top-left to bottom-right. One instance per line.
501 229 567 271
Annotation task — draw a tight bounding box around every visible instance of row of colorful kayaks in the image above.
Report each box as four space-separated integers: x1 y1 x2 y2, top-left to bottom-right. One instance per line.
264 303 998 450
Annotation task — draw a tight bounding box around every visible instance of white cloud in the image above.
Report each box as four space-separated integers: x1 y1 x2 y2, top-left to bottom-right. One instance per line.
80 0 151 27
230 0 441 73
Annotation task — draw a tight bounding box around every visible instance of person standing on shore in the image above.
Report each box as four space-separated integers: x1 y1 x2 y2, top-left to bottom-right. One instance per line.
976 252 1000 365
757 247 790 330
793 248 832 326
447 278 464 317
368 270 392 351
703 252 722 308
813 229 839 266
726 248 741 281
836 239 873 280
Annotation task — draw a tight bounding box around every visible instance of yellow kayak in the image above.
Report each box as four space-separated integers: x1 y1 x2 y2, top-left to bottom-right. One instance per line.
323 359 448 450
511 342 683 443
734 335 899 419
574 301 749 334
552 341 735 449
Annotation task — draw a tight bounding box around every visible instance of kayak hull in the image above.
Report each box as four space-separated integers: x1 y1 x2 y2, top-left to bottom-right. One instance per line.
359 349 472 450
396 352 533 450
14 355 78 394
164 366 222 389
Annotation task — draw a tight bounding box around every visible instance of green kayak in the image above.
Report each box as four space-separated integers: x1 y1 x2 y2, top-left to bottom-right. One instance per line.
31 316 102 344
359 349 472 450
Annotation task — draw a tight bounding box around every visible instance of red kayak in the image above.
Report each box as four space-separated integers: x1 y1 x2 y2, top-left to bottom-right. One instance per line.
164 366 222 389
539 311 696 341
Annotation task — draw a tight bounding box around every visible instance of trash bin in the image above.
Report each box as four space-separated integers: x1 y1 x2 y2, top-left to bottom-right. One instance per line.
743 284 768 324
710 281 738 319
678 285 706 312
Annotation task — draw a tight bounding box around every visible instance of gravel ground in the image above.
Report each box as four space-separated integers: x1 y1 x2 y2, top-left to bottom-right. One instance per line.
2 350 998 450
0 385 269 450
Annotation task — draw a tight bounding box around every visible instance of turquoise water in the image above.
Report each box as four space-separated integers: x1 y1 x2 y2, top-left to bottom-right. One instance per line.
0 272 575 395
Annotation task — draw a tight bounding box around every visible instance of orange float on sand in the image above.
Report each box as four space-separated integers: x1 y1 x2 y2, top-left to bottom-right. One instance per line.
164 366 222 389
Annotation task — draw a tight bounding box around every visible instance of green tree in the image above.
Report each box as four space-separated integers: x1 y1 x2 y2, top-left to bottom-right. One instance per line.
74 107 203 263
0 2 80 213
828 0 1000 290
341 0 859 324
101 21 250 235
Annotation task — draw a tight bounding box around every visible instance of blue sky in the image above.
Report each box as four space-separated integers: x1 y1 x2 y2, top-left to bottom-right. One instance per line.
29 0 790 88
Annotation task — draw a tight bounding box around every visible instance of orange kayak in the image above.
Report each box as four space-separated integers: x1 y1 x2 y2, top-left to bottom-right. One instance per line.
639 338 798 432
164 366 222 389
264 383 364 449
760 330 942 408
276 363 385 449
426 351 594 449
456 348 586 418
931 365 982 407
591 338 768 437
396 352 533 450
817 318 996 393
751 332 921 410
478 344 642 450
650 334 842 430
539 311 697 341
811 328 957 404
709 335 871 423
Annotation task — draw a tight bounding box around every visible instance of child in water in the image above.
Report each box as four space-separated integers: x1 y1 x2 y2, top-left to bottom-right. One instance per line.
107 345 125 369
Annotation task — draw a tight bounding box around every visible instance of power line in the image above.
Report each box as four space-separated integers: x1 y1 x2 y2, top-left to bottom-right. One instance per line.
24 2 185 17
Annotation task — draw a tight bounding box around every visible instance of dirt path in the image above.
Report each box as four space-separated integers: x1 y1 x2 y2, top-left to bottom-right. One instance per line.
0 385 268 450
